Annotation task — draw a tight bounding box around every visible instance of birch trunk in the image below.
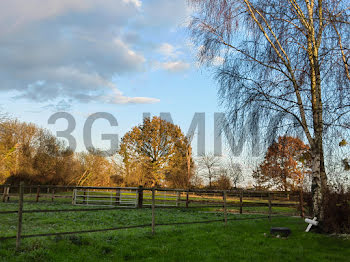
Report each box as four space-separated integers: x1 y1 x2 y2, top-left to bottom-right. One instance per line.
311 142 326 220
310 62 328 222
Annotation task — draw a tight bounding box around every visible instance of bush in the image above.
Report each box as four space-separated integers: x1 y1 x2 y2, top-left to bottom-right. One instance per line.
322 189 350 234
211 175 232 190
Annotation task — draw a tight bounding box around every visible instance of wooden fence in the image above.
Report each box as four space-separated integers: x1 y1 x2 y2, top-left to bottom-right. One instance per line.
1 184 305 207
0 183 306 250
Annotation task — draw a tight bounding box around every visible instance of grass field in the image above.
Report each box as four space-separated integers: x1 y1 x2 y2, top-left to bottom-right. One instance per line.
1 200 349 261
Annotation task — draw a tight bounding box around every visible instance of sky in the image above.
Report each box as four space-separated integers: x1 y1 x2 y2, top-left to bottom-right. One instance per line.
0 0 226 156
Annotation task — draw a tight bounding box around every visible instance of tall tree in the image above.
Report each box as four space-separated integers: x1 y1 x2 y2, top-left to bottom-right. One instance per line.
189 0 350 221
0 119 38 182
119 117 193 187
198 153 220 188
226 157 244 188
75 149 116 187
0 118 84 185
253 136 311 191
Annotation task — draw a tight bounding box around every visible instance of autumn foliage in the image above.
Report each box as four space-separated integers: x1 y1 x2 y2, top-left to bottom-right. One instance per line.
0 117 118 186
119 117 194 187
0 115 195 188
253 136 311 191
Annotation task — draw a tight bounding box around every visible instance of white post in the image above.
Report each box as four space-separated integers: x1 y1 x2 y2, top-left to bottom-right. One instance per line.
305 217 318 232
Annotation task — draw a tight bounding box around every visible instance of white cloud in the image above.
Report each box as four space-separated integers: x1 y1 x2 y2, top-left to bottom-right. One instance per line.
156 43 191 73
1 33 147 102
160 61 190 73
108 96 160 104
0 0 162 105
42 99 73 112
102 89 160 104
158 43 183 59
0 0 142 35
0 0 194 106
123 0 142 9
140 0 191 28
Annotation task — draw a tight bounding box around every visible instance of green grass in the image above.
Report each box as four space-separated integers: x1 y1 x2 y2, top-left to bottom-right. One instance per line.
0 201 349 262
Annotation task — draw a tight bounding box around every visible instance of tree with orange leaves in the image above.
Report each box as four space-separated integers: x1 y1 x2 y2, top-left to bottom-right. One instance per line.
253 136 311 191
119 117 193 187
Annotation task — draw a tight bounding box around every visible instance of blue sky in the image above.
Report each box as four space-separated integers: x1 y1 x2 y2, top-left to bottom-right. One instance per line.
0 0 226 155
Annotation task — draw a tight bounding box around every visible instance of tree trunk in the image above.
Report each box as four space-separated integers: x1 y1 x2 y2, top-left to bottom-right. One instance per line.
208 169 212 188
310 94 328 222
311 141 327 221
308 31 327 223
186 146 191 188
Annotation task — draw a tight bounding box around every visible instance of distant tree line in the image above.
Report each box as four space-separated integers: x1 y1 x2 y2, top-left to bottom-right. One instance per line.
0 115 320 192
0 116 117 186
0 116 196 188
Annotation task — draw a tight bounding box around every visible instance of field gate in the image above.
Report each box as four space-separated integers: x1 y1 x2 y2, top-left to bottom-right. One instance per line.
72 188 138 207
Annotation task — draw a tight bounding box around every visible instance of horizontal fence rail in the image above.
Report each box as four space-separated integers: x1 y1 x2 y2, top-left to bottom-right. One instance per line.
0 182 310 249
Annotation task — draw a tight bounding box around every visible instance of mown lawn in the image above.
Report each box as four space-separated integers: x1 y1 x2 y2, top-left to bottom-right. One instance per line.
0 201 349 262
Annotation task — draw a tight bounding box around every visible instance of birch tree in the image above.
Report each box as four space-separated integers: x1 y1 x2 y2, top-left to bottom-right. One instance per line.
198 153 220 188
226 158 244 188
189 0 350 223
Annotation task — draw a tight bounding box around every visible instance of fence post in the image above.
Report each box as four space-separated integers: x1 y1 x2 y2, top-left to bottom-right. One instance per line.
2 185 8 202
299 190 304 218
7 186 10 202
268 192 272 221
16 182 24 250
137 186 143 208
116 188 120 206
151 188 155 235
239 190 243 214
176 191 181 207
223 191 227 226
186 191 189 208
36 185 40 202
72 189 74 204
51 188 55 202
2 186 10 202
83 190 87 204
1 186 4 202
72 189 76 204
